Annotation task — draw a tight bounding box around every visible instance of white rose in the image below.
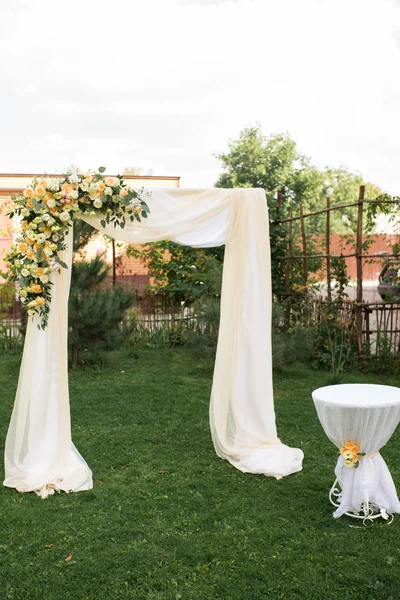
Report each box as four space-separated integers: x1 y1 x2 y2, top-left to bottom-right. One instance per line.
59 211 71 222
52 234 60 242
104 187 113 196
93 199 103 209
21 268 30 277
27 300 37 308
40 274 49 284
69 174 80 184
21 208 30 217
44 230 52 239
42 213 51 222
54 193 62 200
44 248 53 257
47 199 56 208
20 297 26 303
70 190 79 200
80 183 89 192
36 233 46 244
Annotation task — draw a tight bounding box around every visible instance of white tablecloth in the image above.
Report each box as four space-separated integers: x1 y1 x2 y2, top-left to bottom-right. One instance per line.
312 384 400 518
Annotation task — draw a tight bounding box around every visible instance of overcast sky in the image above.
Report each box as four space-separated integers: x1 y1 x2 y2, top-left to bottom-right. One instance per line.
1 0 400 192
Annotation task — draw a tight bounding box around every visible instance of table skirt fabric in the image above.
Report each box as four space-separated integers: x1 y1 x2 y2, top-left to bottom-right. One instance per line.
313 389 400 517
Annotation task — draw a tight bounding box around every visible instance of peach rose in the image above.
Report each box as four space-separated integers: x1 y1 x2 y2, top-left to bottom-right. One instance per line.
104 176 117 187
35 185 46 197
23 188 34 198
120 188 128 198
35 296 45 306
26 199 35 208
17 242 27 253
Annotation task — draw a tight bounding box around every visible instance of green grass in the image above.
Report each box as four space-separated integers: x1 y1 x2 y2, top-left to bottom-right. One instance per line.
1 349 400 600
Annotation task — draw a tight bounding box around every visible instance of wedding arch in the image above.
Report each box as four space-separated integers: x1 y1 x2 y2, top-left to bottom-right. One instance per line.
4 172 303 497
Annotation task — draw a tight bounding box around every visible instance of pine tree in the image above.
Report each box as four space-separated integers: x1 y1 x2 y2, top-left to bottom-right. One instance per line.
68 221 136 366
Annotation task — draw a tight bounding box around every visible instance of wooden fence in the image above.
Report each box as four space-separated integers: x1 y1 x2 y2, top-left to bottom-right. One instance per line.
274 186 400 355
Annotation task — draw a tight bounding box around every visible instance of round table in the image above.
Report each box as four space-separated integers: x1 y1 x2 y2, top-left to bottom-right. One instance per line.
312 384 400 521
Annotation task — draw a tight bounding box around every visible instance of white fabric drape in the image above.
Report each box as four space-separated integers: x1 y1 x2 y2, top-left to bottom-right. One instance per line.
4 188 303 497
313 384 400 517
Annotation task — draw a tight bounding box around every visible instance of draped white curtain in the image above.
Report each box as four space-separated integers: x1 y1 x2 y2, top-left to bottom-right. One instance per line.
4 188 303 497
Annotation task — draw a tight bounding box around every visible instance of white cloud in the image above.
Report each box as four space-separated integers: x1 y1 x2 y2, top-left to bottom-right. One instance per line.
0 0 399 192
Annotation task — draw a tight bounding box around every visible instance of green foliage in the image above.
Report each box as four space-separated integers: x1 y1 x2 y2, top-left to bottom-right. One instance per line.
215 124 382 301
312 300 355 377
127 241 223 306
72 218 98 254
68 256 136 366
0 279 24 353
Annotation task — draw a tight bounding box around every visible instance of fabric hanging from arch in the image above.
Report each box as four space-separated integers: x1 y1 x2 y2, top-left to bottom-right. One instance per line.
4 188 303 497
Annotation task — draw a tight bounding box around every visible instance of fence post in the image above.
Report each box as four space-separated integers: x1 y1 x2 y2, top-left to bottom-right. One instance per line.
326 196 331 301
299 204 308 287
285 207 293 326
112 239 116 287
355 185 365 356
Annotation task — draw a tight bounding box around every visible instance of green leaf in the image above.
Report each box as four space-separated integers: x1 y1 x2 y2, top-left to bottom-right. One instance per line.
142 212 148 219
120 221 125 229
98 166 106 173
100 220 106 228
58 260 68 269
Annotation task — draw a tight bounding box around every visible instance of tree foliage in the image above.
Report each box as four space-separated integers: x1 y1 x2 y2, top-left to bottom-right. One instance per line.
214 124 382 300
127 241 223 306
68 223 136 366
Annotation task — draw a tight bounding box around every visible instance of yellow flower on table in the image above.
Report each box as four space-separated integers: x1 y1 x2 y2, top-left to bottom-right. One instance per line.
340 441 362 467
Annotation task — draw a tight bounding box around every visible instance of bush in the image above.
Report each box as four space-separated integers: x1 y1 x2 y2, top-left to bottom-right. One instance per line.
68 256 136 366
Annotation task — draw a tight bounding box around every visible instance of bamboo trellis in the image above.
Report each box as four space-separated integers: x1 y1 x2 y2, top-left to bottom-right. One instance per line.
273 186 400 356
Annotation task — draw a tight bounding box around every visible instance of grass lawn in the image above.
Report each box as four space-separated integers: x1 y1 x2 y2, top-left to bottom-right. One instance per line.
1 348 400 600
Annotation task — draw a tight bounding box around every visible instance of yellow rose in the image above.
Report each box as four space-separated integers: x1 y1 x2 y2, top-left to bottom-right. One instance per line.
30 284 42 294
36 296 45 306
134 205 142 215
17 242 28 253
120 188 128 198
23 188 34 198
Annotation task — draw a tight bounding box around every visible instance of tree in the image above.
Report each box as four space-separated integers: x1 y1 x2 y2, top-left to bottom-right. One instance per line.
68 221 136 366
127 241 223 307
215 124 381 230
214 124 382 300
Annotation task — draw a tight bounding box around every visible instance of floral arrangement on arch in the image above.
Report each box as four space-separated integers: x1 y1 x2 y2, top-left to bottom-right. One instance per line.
5 167 150 329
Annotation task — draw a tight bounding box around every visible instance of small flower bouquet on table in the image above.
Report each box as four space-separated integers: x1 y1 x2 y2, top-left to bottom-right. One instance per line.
340 441 365 468
5 167 150 329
